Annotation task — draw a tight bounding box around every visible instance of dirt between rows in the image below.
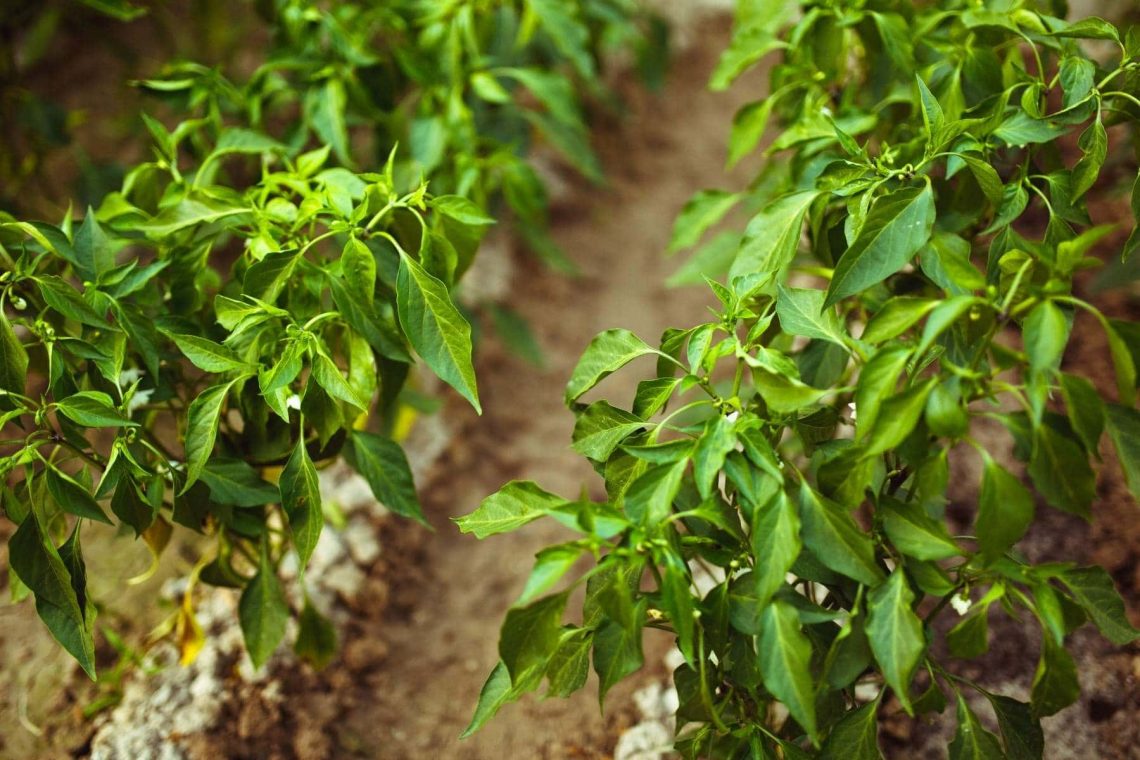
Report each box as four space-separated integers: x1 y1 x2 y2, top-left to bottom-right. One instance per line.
3 13 1140 760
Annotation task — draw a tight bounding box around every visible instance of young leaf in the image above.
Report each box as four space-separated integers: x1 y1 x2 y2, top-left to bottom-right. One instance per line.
0 312 29 394
692 414 736 499
1023 301 1069 374
867 570 925 712
167 332 249 373
56 392 137 429
622 460 686 526
571 402 646 461
825 185 936 307
396 251 480 413
461 661 525 739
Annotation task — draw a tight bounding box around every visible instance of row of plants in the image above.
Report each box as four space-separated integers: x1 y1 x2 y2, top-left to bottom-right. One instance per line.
462 0 1140 757
0 0 665 678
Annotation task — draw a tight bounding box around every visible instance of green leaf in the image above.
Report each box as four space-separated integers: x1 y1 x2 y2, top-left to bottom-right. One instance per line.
181 381 237 492
518 545 583 605
500 592 568 682
993 112 1068 147
632 377 682 419
915 296 985 359
623 460 686 526
729 191 818 280
961 155 1005 207
243 249 300 302
565 329 657 404
986 694 1044 760
456 481 565 538
863 379 937 457
757 600 817 742
1030 635 1080 717
825 185 936 307
750 491 801 609
295 597 337 670
1023 301 1069 374
74 209 114 281
854 346 911 441
867 570 925 712
9 512 96 678
345 431 425 526
461 661 525 738
593 608 645 706
431 195 496 227
1106 404 1140 501
693 414 737 499
880 499 960 561
571 402 646 461
1072 119 1107 200
46 468 112 525
239 541 289 670
396 251 480 413
137 196 251 237
167 332 248 373
198 459 278 507
861 298 937 344
916 76 944 139
728 99 775 168
547 629 593 698
328 276 410 363
311 352 369 412
777 285 848 347
947 609 989 658
0 313 28 394
819 699 883 759
1057 566 1140 645
306 78 351 166
280 440 324 568
1060 374 1104 454
56 391 137 428
949 694 1005 760
977 458 1034 564
1028 422 1095 518
669 190 740 252
710 23 785 90
1053 16 1120 42
799 486 884 586
37 277 115 330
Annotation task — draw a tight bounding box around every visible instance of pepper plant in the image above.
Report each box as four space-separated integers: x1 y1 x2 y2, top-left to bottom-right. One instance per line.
0 0 664 677
461 1 1140 756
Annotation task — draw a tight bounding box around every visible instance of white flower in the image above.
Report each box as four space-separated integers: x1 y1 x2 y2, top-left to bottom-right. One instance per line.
118 368 144 387
126 388 153 415
286 394 302 410
725 411 740 423
847 402 857 421
950 592 972 616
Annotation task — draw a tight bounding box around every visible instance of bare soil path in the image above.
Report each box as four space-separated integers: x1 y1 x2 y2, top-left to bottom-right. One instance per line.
334 23 759 758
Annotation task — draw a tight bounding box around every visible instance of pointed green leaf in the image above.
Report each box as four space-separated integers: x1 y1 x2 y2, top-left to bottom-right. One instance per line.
819 699 883 759
825 185 936 307
730 191 818 280
799 486 884 587
1057 566 1140 645
167 332 249 373
757 600 818 742
455 481 565 538
181 380 237 492
750 491 801 609
867 570 925 712
345 430 425 526
280 439 323 568
977 458 1034 563
565 329 657 404
949 694 1005 760
396 251 480 413
239 542 289 670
